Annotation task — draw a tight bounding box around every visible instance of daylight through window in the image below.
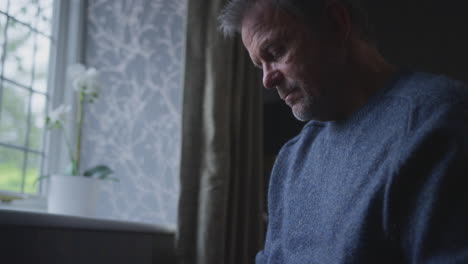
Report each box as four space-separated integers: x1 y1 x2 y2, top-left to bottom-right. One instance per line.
0 0 54 195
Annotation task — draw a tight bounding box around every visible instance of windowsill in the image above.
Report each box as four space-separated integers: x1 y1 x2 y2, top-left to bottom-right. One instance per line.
0 208 177 263
0 196 47 213
0 199 176 233
0 208 173 234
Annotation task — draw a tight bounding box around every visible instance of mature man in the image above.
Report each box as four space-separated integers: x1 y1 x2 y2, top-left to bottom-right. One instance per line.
219 0 468 263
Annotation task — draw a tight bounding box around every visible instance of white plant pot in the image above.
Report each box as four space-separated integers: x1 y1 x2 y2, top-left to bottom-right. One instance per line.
48 175 100 217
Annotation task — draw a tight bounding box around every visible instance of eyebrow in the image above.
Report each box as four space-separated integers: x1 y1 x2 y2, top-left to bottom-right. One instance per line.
259 38 274 54
253 61 262 69
251 37 277 69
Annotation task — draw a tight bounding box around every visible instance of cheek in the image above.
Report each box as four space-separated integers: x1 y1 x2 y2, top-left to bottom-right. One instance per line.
281 56 308 81
287 49 322 78
281 48 332 88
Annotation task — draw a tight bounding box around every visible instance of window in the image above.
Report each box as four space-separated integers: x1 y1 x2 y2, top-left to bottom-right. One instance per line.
0 0 55 196
0 0 86 205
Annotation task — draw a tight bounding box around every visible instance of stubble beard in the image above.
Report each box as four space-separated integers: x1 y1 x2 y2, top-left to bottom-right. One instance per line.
291 93 314 122
287 81 317 122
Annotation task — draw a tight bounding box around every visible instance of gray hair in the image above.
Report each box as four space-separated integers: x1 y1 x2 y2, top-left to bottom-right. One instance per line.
218 0 373 40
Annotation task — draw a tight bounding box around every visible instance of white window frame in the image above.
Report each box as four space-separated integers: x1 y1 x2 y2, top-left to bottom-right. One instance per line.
0 0 87 212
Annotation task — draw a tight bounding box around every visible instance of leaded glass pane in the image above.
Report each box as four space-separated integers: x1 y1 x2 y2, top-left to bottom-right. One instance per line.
0 146 24 193
0 1 8 13
8 0 39 27
0 14 7 74
32 33 49 93
24 153 40 193
0 82 29 146
4 19 34 86
28 92 45 151
0 0 54 195
37 0 53 36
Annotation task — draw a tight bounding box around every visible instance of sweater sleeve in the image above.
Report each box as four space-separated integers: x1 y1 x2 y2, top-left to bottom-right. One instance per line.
255 250 266 264
384 104 468 264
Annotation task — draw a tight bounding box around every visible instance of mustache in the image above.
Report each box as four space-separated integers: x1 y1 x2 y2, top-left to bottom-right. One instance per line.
277 82 301 100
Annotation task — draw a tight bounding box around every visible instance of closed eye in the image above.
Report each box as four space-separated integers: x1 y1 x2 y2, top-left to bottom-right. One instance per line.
267 45 284 60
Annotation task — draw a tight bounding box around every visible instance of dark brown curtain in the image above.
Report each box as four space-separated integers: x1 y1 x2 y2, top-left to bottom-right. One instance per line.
176 0 265 263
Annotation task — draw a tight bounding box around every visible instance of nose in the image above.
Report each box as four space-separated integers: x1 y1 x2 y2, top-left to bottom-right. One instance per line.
262 67 283 89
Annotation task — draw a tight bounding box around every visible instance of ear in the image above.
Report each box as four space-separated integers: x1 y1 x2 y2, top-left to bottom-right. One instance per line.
323 0 352 43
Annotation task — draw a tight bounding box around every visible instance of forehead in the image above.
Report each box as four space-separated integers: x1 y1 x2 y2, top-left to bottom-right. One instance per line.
241 3 295 48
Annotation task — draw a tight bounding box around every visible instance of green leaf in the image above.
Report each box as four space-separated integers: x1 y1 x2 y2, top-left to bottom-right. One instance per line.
83 165 114 180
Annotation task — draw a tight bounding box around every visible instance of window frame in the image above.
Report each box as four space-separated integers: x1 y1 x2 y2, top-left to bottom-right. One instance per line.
0 0 87 211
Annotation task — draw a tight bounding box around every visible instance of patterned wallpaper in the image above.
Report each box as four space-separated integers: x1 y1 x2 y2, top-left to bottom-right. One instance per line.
81 0 187 229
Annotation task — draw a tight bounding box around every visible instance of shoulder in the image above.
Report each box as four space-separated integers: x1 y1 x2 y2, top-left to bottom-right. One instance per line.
383 72 468 175
269 121 324 180
383 71 468 134
386 71 468 108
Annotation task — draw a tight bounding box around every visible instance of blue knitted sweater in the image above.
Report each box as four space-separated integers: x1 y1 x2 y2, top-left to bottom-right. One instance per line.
256 71 468 264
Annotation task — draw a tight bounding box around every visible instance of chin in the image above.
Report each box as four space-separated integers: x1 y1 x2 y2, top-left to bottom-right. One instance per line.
289 96 317 121
292 112 310 122
291 103 313 122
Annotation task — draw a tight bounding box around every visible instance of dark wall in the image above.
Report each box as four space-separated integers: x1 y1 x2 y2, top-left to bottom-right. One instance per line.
264 101 305 155
369 0 468 82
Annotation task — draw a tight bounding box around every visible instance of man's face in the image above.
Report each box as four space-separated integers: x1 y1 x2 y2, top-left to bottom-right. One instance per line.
241 3 346 121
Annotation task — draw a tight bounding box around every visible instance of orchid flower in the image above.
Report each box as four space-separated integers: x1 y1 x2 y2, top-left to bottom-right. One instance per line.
43 63 114 180
68 63 101 102
46 104 71 129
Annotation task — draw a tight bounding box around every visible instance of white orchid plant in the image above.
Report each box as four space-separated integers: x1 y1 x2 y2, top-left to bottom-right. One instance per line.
45 63 115 181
